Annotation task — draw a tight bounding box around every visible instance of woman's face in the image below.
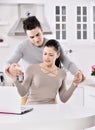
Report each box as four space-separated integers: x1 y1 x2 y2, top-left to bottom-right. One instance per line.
43 46 59 67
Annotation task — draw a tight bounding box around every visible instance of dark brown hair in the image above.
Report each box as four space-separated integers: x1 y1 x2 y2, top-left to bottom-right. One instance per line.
45 39 62 68
23 16 42 32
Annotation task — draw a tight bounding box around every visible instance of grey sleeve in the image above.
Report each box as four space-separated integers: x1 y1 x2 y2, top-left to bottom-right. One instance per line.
5 43 23 65
60 44 79 74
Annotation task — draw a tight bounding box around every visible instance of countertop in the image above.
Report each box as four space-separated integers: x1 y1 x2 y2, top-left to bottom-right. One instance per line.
0 104 95 130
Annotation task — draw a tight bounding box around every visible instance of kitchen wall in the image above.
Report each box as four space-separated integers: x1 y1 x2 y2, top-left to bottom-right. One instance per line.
0 0 95 81
62 43 95 79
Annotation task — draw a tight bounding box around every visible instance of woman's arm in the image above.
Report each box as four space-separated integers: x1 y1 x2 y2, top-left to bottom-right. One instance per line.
14 65 33 97
59 71 78 103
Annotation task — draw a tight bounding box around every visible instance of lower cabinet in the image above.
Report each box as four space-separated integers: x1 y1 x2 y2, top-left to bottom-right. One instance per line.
84 86 95 107
57 85 95 130
65 85 95 107
79 86 95 130
57 84 95 107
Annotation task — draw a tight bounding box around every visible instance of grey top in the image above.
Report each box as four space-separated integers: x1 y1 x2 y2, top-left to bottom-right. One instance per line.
5 38 79 74
14 64 77 105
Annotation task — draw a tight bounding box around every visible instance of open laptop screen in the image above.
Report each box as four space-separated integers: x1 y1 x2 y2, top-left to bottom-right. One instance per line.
0 86 33 114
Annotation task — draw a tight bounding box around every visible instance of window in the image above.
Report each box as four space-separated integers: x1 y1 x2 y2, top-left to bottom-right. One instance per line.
76 6 87 40
55 6 66 40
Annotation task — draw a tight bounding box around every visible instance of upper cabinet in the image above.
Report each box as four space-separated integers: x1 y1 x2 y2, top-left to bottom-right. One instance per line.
0 0 95 44
0 0 48 4
53 1 95 44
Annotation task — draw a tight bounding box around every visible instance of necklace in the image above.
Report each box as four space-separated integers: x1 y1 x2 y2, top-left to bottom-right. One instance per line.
40 63 58 76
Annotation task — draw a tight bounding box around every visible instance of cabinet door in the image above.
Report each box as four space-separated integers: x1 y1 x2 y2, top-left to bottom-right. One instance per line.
84 86 95 107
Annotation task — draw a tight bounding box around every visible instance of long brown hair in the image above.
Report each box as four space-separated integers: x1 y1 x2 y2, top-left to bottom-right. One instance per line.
44 39 62 68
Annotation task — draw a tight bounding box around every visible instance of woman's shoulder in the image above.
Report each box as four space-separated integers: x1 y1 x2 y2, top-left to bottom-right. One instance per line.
28 64 39 69
26 64 39 74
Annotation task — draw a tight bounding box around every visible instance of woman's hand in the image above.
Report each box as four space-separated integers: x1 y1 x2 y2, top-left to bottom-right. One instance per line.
5 63 22 80
73 70 86 85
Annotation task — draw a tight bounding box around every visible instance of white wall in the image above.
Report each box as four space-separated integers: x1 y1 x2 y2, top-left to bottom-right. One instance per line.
62 43 95 79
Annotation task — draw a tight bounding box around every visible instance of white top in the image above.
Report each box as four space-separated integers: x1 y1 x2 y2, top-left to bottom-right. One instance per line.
0 104 95 130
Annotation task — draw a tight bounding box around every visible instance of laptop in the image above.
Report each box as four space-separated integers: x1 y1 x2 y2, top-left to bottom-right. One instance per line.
0 86 33 115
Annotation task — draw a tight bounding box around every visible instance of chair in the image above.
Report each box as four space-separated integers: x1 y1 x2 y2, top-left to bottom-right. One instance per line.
21 96 27 105
21 96 58 105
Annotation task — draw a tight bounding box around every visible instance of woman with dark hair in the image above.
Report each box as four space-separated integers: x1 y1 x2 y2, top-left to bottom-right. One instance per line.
7 39 81 105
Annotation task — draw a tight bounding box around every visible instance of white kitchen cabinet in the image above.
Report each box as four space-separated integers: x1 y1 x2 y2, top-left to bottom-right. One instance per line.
64 84 95 107
84 86 95 107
